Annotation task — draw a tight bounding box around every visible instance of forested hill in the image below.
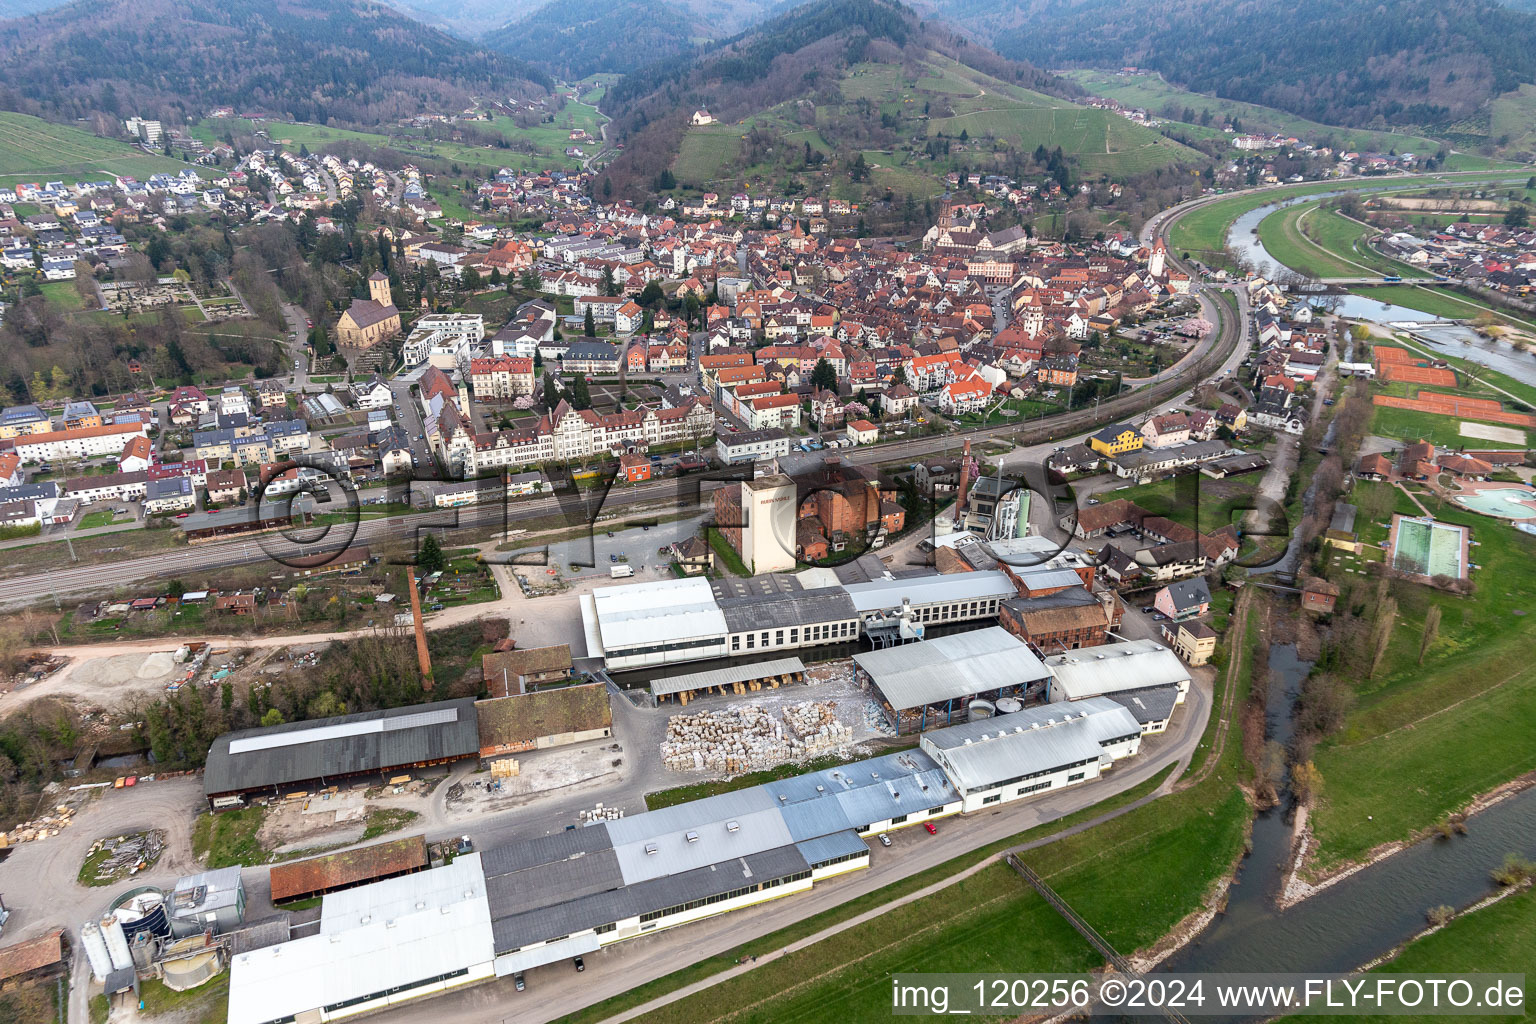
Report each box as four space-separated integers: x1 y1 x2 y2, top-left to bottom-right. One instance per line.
937 0 1536 128
0 0 551 128
484 0 790 78
597 0 1076 194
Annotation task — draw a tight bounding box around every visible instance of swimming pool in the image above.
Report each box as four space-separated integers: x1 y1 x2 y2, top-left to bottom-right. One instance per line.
1391 517 1468 579
1452 487 1536 520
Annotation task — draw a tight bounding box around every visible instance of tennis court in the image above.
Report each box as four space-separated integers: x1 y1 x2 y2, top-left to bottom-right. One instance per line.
1389 515 1469 579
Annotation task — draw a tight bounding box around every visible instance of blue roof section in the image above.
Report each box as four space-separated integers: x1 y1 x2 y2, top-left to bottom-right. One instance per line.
795 830 869 866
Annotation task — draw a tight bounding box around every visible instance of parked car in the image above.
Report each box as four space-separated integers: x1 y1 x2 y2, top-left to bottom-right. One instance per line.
573 957 585 973
514 973 526 992
924 822 938 835
1141 606 1155 614
878 833 892 847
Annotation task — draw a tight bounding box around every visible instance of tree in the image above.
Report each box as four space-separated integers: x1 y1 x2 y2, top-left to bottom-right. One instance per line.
891 364 909 387
519 268 541 293
568 374 593 410
542 370 562 405
1368 596 1397 678
1291 761 1324 803
584 306 596 337
638 280 665 307
260 708 285 728
600 266 618 296
1504 204 1529 228
221 682 234 715
418 533 446 574
460 267 482 291
810 357 838 393
1418 604 1442 664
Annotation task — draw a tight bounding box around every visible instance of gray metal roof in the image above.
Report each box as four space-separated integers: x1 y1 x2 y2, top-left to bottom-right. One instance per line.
204 698 480 796
716 586 857 633
1014 567 1090 591
650 657 805 697
920 697 1141 793
1045 639 1191 701
842 570 1016 613
1103 684 1181 725
489 844 809 953
853 627 1052 711
1161 577 1212 613
170 866 244 917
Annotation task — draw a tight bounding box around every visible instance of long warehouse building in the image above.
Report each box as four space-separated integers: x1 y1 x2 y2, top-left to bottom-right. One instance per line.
203 698 481 807
580 569 1017 671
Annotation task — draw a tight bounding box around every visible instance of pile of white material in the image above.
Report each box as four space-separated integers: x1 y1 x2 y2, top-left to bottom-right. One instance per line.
578 802 623 823
781 700 852 754
661 700 855 773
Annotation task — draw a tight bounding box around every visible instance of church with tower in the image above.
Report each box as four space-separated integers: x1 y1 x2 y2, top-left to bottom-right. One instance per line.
336 272 402 348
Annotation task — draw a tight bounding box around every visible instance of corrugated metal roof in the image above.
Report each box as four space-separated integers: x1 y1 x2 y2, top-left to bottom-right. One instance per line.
228 856 493 1024
589 576 728 653
921 698 1140 792
204 698 480 797
268 835 429 903
1104 684 1180 725
493 933 600 976
716 587 857 632
842 570 1017 612
795 830 869 866
649 657 804 697
1014 567 1088 592
1045 640 1191 700
853 627 1051 711
610 805 793 886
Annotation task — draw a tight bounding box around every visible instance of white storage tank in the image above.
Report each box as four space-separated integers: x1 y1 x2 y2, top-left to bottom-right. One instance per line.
81 920 113 982
967 699 995 721
995 697 1023 715
103 915 134 972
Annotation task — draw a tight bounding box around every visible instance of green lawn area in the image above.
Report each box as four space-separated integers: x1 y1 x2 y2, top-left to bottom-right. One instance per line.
1169 172 1529 261
1367 402 1529 449
1258 203 1429 279
1308 481 1536 869
0 111 205 180
1489 84 1536 156
1103 470 1264 535
1355 283 1536 331
137 972 228 1024
707 528 751 577
192 807 269 868
1300 886 1536 1024
77 509 128 530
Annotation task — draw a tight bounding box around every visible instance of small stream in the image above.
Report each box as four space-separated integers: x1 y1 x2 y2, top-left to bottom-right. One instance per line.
1163 643 1536 981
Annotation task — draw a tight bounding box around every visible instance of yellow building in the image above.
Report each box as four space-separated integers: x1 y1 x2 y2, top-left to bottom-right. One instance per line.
1088 422 1143 458
335 273 401 349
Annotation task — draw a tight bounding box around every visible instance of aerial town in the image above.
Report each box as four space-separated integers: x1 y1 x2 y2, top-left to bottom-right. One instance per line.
0 1 1533 1023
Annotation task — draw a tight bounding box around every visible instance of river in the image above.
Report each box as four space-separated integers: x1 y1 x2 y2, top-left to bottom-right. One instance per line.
1225 196 1536 388
1163 644 1536 979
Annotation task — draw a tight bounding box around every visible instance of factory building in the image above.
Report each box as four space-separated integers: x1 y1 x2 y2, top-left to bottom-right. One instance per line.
920 697 1142 811
481 748 957 977
713 474 798 574
202 698 481 808
853 627 1054 733
1043 639 1192 734
228 854 496 1024
227 690 1163 1018
579 575 861 671
843 570 1017 636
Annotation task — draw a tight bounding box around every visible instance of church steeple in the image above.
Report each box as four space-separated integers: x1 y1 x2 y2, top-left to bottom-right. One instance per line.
368 271 393 307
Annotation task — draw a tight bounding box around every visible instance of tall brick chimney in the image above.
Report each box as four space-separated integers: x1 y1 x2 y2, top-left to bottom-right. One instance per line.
955 439 972 513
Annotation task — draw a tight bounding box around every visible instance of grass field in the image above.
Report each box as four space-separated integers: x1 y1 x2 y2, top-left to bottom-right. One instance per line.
1308 481 1536 869
1488 84 1536 157
1102 471 1264 535
1169 172 1530 262
1062 70 1446 156
1308 887 1536 1024
1367 403 1528 449
194 95 606 174
0 111 203 181
1353 284 1536 332
1258 203 1430 280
